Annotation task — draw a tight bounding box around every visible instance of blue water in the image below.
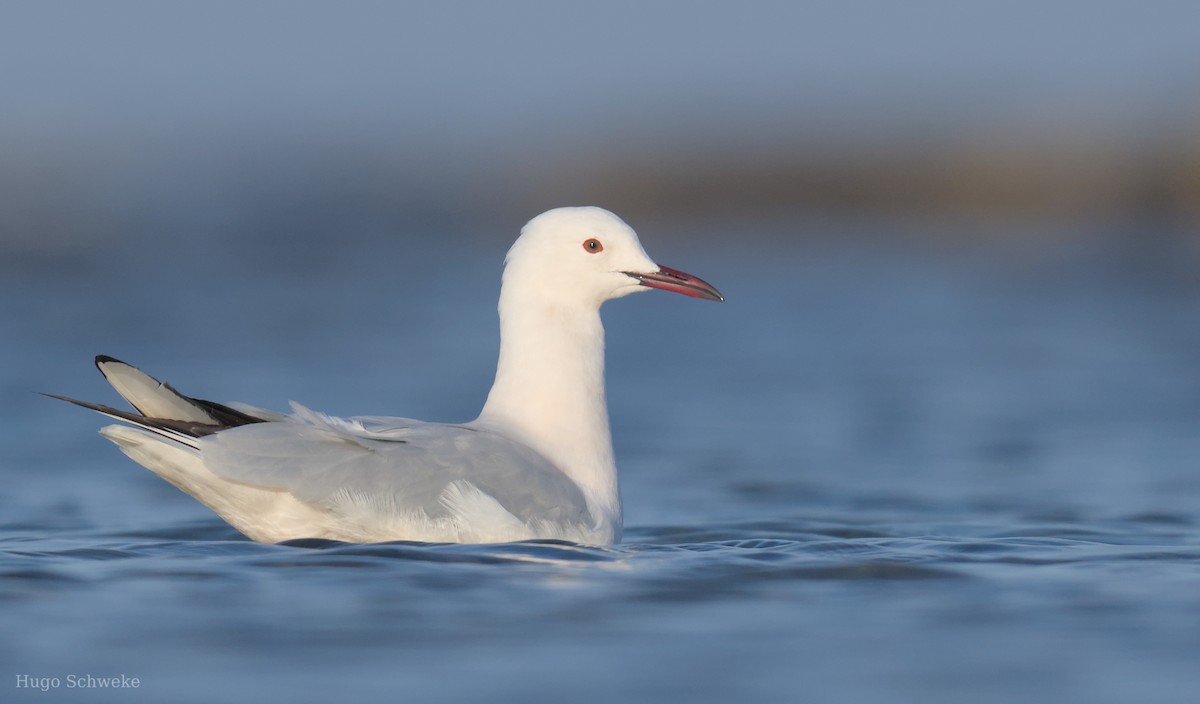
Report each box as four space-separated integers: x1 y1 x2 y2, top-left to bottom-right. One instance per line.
2 218 1199 703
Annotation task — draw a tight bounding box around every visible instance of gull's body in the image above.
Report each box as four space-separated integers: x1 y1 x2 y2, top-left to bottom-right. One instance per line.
52 207 722 544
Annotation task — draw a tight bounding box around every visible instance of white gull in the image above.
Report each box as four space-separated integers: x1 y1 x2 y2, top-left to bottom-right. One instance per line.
51 206 722 544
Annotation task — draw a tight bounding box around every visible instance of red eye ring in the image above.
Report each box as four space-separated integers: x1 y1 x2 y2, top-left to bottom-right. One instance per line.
583 238 604 253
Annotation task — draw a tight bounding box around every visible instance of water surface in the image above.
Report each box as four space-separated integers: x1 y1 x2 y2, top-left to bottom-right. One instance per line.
3 219 1199 703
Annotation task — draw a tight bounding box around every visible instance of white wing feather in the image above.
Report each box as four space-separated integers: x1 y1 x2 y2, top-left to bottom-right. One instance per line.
97 357 218 424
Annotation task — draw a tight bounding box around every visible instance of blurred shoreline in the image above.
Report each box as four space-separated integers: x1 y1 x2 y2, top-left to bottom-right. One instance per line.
4 124 1199 269
521 129 1200 223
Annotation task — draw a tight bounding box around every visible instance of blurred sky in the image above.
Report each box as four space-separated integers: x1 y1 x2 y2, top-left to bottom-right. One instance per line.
2 1 1200 260
5 2 1199 145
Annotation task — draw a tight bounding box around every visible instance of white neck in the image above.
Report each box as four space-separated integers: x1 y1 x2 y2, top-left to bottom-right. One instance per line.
475 286 621 536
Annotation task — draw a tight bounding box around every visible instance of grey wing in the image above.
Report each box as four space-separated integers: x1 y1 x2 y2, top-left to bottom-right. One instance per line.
198 409 591 527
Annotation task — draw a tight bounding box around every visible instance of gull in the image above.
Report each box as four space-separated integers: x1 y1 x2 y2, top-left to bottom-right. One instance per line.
50 207 722 544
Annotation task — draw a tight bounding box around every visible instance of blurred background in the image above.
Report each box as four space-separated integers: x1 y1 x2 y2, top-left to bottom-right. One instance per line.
3 0 1199 270
4 3 1200 703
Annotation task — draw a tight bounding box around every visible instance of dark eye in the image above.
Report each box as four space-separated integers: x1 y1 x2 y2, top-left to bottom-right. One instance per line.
583 238 604 253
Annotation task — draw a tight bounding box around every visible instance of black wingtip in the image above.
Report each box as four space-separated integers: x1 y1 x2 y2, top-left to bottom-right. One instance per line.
42 392 126 418
42 392 226 439
39 391 95 409
95 355 125 369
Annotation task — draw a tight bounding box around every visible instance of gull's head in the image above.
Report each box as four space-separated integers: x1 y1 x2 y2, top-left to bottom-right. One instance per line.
502 206 723 308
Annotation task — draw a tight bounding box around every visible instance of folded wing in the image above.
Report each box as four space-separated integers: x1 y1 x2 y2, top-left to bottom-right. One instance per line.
200 405 593 529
